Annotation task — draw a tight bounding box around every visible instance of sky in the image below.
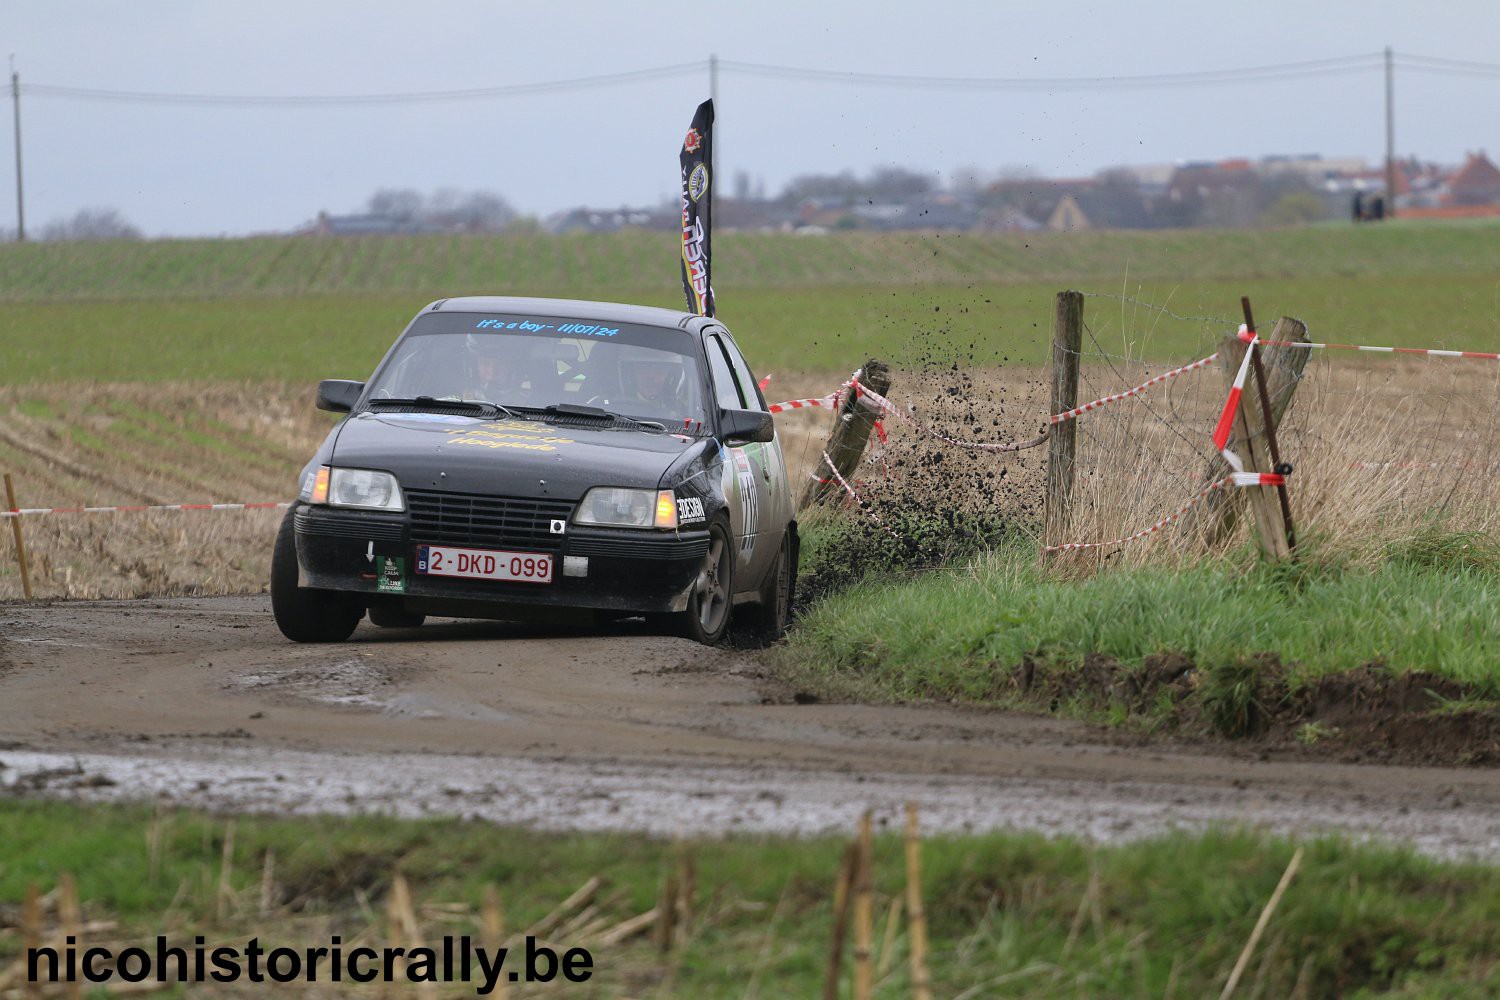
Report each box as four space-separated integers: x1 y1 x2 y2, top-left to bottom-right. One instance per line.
5 1 1499 237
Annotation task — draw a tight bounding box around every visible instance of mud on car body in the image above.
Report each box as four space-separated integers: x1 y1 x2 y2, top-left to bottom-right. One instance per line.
272 296 797 646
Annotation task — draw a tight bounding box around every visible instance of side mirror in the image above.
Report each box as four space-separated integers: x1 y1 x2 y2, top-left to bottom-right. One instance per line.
316 379 365 413
719 407 775 444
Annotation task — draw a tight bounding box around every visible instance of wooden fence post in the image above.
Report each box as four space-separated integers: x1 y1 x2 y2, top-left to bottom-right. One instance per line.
802 360 892 509
1185 316 1309 556
1045 291 1084 548
5 473 33 599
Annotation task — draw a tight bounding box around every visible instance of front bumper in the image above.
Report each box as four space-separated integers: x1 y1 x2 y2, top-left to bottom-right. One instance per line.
293 505 708 617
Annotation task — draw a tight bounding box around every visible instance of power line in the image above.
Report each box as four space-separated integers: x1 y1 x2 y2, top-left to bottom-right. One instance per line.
20 62 707 107
719 53 1385 91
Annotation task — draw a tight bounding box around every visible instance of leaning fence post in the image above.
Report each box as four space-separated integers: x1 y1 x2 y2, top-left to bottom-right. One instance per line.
5 473 33 600
1045 291 1084 549
1185 315 1309 555
802 360 892 509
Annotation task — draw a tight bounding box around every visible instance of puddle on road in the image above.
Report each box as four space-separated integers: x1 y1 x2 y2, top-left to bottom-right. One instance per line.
2 747 1496 861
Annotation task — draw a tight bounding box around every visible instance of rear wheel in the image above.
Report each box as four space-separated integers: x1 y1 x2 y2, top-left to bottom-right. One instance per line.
270 507 364 643
739 531 794 646
672 520 734 645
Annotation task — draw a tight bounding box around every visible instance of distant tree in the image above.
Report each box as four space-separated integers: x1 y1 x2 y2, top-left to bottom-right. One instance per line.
949 164 991 196
777 170 860 204
426 188 516 232
38 207 143 241
777 167 936 205
863 167 937 199
733 170 751 200
366 188 424 225
361 188 517 232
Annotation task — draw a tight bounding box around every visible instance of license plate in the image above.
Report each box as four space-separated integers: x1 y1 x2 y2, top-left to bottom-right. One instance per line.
415 545 553 584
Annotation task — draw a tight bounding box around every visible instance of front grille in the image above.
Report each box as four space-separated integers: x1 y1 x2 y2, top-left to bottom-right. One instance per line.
406 490 574 551
295 507 404 541
569 536 708 560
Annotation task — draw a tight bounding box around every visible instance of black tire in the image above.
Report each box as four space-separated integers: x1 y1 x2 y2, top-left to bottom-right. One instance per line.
671 520 735 645
368 604 426 629
738 530 794 646
270 506 364 643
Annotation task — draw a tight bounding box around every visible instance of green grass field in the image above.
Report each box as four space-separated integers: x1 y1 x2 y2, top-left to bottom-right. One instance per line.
3 800 1497 997
2 223 1498 383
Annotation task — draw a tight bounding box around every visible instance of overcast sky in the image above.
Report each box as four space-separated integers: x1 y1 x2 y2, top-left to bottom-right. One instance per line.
6 1 1499 237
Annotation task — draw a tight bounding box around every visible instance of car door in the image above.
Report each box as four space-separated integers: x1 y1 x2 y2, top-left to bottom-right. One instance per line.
705 330 783 591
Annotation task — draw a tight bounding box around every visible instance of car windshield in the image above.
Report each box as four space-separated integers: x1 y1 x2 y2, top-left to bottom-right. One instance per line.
365 312 709 428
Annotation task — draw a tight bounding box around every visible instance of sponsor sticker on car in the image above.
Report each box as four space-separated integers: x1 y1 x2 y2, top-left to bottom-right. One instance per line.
415 545 553 584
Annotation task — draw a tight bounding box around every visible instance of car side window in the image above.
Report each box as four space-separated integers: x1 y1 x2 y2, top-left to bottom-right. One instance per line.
718 335 768 412
705 335 746 410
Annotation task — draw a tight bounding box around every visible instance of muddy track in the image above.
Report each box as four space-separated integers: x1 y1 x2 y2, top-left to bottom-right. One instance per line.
1 596 1497 858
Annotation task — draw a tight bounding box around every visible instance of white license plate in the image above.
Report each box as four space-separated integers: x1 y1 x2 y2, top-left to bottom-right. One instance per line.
415 545 553 584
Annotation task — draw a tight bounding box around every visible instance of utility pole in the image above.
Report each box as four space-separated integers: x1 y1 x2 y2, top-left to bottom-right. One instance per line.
10 56 23 241
709 53 719 189
1384 45 1396 220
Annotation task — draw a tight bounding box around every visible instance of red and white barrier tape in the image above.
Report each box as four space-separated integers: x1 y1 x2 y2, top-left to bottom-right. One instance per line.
1212 332 1260 474
819 451 902 539
1 501 291 520
1237 325 1499 361
1042 474 1279 554
1049 352 1220 424
767 393 838 414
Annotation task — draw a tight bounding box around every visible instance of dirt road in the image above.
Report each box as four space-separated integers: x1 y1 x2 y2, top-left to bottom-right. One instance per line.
2 597 1497 858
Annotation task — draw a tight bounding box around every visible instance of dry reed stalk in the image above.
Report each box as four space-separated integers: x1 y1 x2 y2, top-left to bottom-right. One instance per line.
595 908 657 948
528 875 601 941
58 873 82 1000
257 847 276 917
215 820 235 924
875 895 903 979
654 871 679 956
399 882 438 1000
853 810 875 1000
481 886 508 1000
20 883 42 1000
822 842 859 1000
904 802 933 1000
1219 847 1304 1000
675 844 697 946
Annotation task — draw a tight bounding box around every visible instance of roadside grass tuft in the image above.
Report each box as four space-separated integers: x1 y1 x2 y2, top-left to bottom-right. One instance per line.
1 800 1497 997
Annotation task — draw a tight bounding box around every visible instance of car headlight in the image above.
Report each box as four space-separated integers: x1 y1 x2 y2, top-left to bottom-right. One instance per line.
574 487 677 529
311 466 404 512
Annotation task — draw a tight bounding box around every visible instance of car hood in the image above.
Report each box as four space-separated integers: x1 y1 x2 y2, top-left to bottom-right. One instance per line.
330 412 695 501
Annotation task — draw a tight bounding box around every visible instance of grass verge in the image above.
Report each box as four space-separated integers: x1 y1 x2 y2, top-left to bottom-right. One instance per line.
780 529 1500 761
1 800 1497 997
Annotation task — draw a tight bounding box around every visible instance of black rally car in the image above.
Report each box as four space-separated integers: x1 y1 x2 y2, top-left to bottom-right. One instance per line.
271 296 797 645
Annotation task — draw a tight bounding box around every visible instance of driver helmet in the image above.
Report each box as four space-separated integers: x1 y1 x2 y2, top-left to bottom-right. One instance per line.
465 333 520 393
620 348 686 404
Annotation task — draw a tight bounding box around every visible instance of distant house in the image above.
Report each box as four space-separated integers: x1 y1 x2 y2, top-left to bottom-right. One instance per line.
1047 195 1090 232
543 207 675 234
1445 151 1500 206
300 212 439 236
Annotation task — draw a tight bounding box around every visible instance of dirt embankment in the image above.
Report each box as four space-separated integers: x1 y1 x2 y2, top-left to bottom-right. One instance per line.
1002 652 1500 767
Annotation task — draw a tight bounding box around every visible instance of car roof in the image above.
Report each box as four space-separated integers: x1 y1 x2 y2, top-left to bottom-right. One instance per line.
424 296 717 336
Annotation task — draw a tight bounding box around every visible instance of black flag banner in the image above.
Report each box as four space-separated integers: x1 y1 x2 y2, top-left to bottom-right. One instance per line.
678 98 714 316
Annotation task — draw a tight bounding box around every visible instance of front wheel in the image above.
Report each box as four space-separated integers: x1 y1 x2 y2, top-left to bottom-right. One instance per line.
738 531 794 646
270 507 364 643
670 520 734 645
